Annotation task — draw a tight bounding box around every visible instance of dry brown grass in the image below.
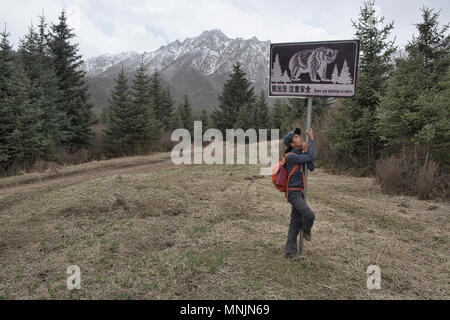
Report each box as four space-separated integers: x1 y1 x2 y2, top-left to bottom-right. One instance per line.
375 154 448 201
0 142 448 299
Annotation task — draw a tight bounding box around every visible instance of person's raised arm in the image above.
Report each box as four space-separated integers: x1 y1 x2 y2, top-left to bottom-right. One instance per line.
308 139 316 160
286 152 313 164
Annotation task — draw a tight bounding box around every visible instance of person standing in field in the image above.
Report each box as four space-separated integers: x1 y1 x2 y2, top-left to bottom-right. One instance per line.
283 128 316 259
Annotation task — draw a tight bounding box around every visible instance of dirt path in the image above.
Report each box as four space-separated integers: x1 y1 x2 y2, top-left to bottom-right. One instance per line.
0 153 185 199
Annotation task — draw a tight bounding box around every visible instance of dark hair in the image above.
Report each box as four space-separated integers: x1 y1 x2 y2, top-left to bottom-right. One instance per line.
284 128 302 154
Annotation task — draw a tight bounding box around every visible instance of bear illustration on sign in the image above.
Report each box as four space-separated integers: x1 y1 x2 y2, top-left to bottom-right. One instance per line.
288 47 339 82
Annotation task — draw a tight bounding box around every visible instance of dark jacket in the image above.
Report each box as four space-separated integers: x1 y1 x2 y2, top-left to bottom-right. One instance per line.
285 140 316 191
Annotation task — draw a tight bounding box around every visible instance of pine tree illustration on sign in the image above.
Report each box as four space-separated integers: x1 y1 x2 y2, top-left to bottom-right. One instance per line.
331 64 339 83
280 71 291 83
271 54 283 82
271 54 292 83
338 59 353 84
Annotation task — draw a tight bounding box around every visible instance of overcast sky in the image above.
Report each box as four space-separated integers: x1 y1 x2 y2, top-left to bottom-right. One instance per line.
1 0 449 59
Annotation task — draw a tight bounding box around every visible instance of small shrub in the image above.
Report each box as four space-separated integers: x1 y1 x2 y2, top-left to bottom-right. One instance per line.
416 159 439 200
375 155 408 194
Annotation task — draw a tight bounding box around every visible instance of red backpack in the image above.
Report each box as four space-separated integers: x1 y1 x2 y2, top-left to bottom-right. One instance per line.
272 152 305 202
272 152 298 192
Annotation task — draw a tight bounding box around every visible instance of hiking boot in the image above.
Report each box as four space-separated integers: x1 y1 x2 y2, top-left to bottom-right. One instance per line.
284 252 297 259
303 229 312 241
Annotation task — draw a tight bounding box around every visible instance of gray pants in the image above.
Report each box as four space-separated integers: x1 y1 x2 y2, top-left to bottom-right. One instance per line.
285 190 315 255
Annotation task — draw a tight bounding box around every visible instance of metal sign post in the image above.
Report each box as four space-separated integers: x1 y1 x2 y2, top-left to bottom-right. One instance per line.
299 97 313 256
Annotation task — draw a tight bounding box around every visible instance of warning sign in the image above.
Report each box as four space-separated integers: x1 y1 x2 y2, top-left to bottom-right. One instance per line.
269 40 360 98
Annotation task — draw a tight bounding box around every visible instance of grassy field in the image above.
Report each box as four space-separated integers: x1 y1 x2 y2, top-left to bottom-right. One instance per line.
0 144 448 299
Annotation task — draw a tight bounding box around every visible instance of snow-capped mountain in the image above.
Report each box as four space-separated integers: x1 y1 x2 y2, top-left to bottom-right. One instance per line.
82 51 142 77
83 29 271 114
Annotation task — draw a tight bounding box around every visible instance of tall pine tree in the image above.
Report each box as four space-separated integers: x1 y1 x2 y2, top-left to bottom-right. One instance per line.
130 62 162 154
179 93 194 135
103 68 134 156
18 20 67 156
0 28 15 165
171 105 184 131
375 7 449 166
149 69 174 132
49 9 95 151
0 61 46 170
0 27 15 100
198 108 210 134
160 86 175 132
327 0 396 169
212 62 256 132
413 70 450 169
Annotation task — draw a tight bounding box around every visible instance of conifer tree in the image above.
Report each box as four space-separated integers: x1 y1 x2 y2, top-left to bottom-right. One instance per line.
17 24 40 79
327 0 396 169
0 27 15 100
0 62 45 169
129 62 162 154
288 98 306 120
159 86 175 132
0 28 16 166
254 90 270 131
149 69 173 131
301 97 331 121
270 99 292 135
179 93 194 135
235 103 255 131
48 9 95 151
375 7 449 164
18 21 67 155
171 105 184 131
413 70 450 169
198 108 210 134
37 14 51 57
270 99 284 130
211 62 256 132
411 7 450 83
103 68 133 156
